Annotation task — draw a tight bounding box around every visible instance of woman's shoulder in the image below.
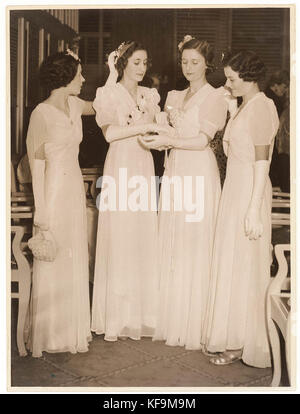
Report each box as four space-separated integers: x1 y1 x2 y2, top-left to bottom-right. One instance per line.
209 85 227 98
139 86 161 104
249 92 278 114
93 84 119 107
139 85 159 96
95 83 118 97
168 89 186 96
29 103 48 122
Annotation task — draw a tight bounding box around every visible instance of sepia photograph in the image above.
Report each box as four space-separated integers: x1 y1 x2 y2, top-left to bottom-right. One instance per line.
6 1 296 392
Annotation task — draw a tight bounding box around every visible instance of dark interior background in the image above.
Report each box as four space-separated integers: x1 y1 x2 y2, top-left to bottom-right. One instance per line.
10 7 290 176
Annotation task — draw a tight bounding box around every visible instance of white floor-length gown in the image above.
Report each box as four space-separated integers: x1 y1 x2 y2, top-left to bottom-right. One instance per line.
91 83 161 341
153 83 228 349
26 97 92 357
204 92 279 368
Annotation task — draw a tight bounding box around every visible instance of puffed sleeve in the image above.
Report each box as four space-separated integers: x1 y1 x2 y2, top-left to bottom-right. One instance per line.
26 108 48 171
148 88 161 114
248 98 280 146
164 90 176 111
199 87 228 139
93 86 117 128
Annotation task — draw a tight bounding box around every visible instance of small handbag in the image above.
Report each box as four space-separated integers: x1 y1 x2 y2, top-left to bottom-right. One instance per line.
28 230 57 262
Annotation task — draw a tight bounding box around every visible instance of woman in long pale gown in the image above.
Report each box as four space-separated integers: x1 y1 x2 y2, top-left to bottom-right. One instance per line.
91 41 173 341
204 51 279 368
141 36 228 350
26 51 95 357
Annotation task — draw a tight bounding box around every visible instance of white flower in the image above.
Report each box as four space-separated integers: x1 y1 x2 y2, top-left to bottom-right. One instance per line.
66 48 80 61
178 35 194 51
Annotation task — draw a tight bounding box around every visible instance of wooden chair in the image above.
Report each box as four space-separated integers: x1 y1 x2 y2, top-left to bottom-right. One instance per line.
272 191 290 210
82 167 101 201
271 212 290 227
267 244 291 386
82 168 100 282
11 225 32 356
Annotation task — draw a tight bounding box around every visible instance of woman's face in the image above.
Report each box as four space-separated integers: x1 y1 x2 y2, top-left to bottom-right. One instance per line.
123 50 148 83
181 49 207 82
224 66 254 97
67 64 85 95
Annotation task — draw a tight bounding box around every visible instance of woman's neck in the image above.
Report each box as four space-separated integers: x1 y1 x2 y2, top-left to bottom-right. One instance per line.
120 77 138 95
242 84 260 104
189 75 207 93
46 89 69 107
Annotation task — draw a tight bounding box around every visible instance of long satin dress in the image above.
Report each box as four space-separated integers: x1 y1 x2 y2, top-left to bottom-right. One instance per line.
204 92 279 368
26 96 91 357
92 83 161 341
153 84 228 350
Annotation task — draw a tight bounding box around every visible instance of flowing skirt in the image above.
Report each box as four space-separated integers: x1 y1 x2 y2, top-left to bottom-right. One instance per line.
203 153 272 368
91 138 159 341
153 147 221 349
28 161 91 357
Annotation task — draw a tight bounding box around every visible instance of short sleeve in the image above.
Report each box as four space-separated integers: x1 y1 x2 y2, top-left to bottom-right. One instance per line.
26 108 48 171
164 90 177 111
148 88 161 113
93 86 117 128
199 87 228 139
248 98 279 146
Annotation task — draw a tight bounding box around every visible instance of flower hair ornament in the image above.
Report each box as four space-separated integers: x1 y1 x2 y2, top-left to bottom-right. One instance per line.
178 35 195 52
113 41 135 63
66 48 80 61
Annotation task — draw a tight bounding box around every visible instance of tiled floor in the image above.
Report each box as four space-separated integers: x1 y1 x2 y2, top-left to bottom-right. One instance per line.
10 298 279 390
11 330 273 389
10 226 290 390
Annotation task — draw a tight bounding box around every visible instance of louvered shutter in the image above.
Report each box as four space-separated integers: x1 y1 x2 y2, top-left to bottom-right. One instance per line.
232 8 289 73
102 9 113 64
175 8 231 85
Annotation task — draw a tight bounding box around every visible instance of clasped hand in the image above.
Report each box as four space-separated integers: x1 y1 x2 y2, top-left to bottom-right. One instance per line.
139 123 175 151
139 134 174 151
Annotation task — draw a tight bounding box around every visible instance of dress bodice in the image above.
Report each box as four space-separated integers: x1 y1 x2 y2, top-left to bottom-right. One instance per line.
165 84 228 139
26 96 85 170
93 83 161 130
223 92 279 164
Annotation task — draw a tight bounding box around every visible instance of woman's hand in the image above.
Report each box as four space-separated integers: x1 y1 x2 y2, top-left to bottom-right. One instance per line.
244 207 263 240
166 108 184 128
139 134 174 151
107 51 118 72
34 211 49 231
143 123 176 136
105 51 119 85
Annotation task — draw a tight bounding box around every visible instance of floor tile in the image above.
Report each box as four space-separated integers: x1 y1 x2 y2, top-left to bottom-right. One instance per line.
98 358 224 387
44 336 154 377
177 352 272 386
11 356 76 387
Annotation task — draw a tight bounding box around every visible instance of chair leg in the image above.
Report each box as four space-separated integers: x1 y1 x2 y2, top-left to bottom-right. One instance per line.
17 274 31 356
268 318 282 386
286 312 291 385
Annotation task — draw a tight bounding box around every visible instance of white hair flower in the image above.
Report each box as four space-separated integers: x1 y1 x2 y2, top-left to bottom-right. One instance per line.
178 35 194 51
66 48 80 61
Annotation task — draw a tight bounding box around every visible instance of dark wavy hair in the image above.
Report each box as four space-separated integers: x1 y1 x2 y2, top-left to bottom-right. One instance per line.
39 52 80 92
115 41 151 81
222 50 266 82
179 38 215 73
267 69 290 87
